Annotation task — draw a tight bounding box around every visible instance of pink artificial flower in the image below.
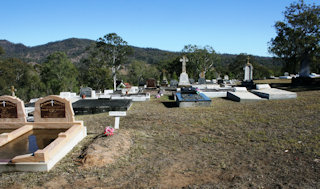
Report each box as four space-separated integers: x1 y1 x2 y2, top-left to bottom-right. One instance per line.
104 126 114 136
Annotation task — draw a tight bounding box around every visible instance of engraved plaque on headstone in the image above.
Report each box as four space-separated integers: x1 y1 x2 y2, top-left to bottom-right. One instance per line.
0 100 18 118
40 100 65 118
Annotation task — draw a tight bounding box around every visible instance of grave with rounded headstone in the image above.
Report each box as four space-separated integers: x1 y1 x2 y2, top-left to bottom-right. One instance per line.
146 78 157 88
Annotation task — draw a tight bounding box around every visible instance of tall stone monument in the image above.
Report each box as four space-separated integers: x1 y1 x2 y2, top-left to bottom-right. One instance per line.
243 56 253 82
178 56 191 86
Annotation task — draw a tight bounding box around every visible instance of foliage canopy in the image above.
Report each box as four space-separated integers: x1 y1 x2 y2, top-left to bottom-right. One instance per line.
269 0 320 75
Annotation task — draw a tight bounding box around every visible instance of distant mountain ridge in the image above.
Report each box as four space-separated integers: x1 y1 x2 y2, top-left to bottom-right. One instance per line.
0 38 93 64
0 38 280 68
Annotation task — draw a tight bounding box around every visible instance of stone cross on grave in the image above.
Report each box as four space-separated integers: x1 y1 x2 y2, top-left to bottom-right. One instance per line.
243 56 253 82
11 86 16 97
180 56 188 73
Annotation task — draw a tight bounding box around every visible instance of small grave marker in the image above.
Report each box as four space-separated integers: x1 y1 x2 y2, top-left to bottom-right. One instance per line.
109 111 126 129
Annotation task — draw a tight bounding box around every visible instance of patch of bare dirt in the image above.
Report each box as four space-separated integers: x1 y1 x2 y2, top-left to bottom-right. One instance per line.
33 176 69 189
80 130 132 168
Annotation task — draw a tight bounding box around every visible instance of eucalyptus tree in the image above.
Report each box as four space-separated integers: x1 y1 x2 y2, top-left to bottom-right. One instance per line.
269 0 320 76
40 52 78 94
182 45 220 79
94 33 132 91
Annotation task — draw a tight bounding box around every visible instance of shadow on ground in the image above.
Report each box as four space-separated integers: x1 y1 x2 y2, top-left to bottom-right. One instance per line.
162 101 178 108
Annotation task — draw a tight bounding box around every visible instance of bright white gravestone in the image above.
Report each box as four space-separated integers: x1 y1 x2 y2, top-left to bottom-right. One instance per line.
243 56 253 82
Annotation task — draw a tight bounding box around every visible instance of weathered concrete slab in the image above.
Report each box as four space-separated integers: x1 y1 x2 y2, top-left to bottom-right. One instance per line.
200 87 233 98
252 85 297 100
111 93 150 102
227 87 263 102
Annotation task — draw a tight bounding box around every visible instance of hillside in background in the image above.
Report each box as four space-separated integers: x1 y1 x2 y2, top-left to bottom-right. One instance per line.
0 38 281 68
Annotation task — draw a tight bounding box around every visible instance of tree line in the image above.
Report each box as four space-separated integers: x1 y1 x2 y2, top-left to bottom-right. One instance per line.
0 38 275 101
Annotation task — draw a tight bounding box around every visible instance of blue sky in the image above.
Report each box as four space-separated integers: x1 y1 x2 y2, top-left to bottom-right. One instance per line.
0 0 319 57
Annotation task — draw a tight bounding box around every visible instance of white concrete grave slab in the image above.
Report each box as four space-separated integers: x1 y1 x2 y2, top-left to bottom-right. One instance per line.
252 84 297 100
227 87 263 102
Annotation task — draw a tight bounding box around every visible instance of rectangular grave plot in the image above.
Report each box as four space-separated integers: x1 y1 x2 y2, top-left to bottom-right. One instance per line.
0 101 18 118
40 100 65 118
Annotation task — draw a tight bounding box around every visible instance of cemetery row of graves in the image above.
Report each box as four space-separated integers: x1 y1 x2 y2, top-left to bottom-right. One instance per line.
0 55 301 172
0 55 319 188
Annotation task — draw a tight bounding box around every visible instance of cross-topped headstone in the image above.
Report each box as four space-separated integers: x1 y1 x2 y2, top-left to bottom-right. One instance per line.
180 56 188 73
243 56 253 82
178 56 191 86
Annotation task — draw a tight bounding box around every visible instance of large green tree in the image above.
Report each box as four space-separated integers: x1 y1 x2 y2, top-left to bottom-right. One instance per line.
0 58 43 100
269 0 320 76
127 60 160 85
228 54 272 80
94 33 132 91
182 45 220 79
40 52 78 94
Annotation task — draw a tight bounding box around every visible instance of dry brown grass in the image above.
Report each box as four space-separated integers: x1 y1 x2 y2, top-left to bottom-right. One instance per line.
0 90 320 188
254 79 292 84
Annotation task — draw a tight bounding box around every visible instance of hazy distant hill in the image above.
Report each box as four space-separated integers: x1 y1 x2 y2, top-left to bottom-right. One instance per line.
0 38 281 68
0 38 93 64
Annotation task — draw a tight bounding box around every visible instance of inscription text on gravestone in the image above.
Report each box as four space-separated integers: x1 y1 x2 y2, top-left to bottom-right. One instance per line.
0 101 18 118
40 100 65 118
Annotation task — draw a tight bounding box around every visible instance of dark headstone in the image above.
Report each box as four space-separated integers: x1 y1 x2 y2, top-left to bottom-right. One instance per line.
181 87 197 94
0 100 17 118
189 78 195 84
241 80 255 89
40 100 66 118
170 80 178 87
80 87 92 97
217 79 224 84
138 80 146 86
292 77 320 86
146 78 157 88
198 78 206 84
161 80 168 87
299 57 310 77
72 99 132 115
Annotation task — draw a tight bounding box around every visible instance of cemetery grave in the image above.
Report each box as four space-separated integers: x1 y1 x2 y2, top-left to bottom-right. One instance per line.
251 84 297 100
0 89 319 188
178 56 191 86
0 95 86 172
176 87 212 107
72 99 132 115
227 87 263 102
